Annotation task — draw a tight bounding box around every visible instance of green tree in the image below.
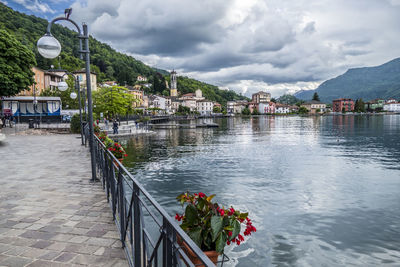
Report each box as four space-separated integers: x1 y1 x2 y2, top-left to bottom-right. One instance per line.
312 92 320 101
92 86 136 118
270 98 277 103
298 106 309 114
354 98 365 112
242 107 251 115
251 108 260 115
213 106 221 113
0 29 36 96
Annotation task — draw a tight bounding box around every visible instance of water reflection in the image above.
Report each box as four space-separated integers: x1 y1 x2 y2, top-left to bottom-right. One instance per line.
123 115 400 266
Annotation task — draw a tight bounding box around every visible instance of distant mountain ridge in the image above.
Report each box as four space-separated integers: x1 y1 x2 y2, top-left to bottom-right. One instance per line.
295 58 400 102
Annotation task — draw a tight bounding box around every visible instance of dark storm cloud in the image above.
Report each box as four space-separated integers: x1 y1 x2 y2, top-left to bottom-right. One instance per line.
68 0 400 96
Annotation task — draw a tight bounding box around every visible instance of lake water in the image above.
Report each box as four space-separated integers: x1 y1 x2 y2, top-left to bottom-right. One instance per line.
122 115 400 266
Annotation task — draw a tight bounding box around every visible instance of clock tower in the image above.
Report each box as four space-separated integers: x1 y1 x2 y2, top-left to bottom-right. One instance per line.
170 70 178 97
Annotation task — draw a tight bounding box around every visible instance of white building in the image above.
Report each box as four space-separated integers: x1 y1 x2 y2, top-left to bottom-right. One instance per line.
258 102 275 114
137 75 147 82
149 95 167 110
182 99 197 111
384 102 400 112
196 100 214 115
275 104 290 114
227 100 248 114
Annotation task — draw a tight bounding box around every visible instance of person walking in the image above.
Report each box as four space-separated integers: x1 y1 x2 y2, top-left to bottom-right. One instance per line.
112 119 119 134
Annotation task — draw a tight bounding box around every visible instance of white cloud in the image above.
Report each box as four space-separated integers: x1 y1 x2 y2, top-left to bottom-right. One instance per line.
68 0 400 97
12 0 54 13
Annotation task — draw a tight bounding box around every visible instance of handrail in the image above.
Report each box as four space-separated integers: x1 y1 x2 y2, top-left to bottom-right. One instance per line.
89 131 215 267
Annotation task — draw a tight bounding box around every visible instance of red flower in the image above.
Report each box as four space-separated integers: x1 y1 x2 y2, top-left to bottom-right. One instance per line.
175 213 183 221
228 231 232 237
238 234 244 241
124 154 128 157
219 209 225 216
227 240 230 245
236 240 241 245
198 192 205 198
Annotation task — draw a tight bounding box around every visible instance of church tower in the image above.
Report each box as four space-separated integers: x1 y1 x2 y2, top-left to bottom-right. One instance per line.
170 70 178 97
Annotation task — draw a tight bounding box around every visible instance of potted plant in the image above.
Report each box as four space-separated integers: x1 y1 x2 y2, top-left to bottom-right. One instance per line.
94 123 101 136
106 138 127 163
98 131 107 143
175 192 256 266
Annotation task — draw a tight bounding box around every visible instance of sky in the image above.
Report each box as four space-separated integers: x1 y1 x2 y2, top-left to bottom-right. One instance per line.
4 0 400 97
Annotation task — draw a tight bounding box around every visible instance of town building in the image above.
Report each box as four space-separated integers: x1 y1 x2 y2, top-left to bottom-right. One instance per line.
248 102 258 114
301 100 326 114
149 95 167 111
258 102 275 114
182 99 197 111
73 69 97 91
101 81 118 87
365 99 385 112
170 70 178 97
227 100 248 114
275 103 291 114
136 75 147 82
196 100 214 115
332 98 354 112
383 101 400 112
44 71 65 91
252 91 271 103
128 89 144 108
18 67 46 96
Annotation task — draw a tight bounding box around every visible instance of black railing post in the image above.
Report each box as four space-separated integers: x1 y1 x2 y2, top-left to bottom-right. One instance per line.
133 183 142 267
118 169 125 248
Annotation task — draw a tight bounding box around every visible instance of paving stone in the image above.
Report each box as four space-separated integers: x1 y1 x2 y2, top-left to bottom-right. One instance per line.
0 256 33 267
25 259 70 267
86 237 116 247
50 234 74 242
38 250 61 260
19 248 48 258
3 246 29 256
53 252 77 262
30 240 53 249
69 235 90 244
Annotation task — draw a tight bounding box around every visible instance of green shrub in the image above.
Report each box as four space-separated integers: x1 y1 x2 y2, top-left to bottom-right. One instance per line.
70 114 81 133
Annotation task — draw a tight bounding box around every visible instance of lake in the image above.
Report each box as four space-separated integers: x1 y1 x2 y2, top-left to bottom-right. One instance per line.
122 115 400 266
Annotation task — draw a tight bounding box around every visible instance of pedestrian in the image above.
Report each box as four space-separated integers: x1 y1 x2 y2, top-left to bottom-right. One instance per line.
9 115 13 128
113 120 119 134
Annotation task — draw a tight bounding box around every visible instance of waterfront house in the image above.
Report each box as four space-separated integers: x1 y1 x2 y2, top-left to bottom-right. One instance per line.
332 98 354 112
365 99 385 112
301 100 326 114
196 100 214 115
252 91 271 103
275 103 291 114
383 101 400 112
258 102 275 114
127 88 144 108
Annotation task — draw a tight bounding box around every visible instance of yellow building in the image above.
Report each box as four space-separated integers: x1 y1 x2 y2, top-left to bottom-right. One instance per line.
128 89 144 107
18 67 46 96
73 69 97 91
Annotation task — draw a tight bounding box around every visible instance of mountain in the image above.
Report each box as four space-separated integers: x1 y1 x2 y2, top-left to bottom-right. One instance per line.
295 58 400 102
0 3 246 104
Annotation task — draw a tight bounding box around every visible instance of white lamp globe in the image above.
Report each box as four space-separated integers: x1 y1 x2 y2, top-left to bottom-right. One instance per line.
58 81 68 91
70 92 77 99
37 34 61 59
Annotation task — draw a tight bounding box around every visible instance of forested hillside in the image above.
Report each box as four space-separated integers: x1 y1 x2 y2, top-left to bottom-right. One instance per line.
0 3 246 104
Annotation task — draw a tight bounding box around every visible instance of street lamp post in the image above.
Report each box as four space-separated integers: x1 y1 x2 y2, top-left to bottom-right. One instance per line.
58 73 84 145
37 8 97 182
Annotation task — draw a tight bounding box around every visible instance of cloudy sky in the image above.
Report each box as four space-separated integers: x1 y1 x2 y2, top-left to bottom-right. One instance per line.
5 0 400 97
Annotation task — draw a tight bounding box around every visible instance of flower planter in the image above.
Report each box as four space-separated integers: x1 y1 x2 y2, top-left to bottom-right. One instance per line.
113 158 124 165
177 236 219 267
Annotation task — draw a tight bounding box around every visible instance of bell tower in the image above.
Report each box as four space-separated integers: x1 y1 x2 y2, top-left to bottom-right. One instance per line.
170 70 177 97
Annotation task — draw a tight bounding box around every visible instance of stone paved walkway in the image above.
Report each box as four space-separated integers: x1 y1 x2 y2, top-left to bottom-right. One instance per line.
0 134 128 267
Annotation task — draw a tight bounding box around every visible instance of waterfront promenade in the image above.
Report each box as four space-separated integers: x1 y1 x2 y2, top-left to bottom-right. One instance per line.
0 133 128 266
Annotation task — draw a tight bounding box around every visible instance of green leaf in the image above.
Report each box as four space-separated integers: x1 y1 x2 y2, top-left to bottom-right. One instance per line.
239 212 248 219
185 204 198 225
231 220 240 241
188 227 203 248
211 216 223 242
215 233 227 253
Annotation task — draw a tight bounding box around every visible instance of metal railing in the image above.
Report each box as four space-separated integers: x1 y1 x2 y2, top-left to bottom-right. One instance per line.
90 133 215 267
